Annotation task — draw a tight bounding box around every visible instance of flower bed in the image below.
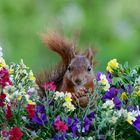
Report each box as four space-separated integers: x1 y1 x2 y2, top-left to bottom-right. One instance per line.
0 47 140 140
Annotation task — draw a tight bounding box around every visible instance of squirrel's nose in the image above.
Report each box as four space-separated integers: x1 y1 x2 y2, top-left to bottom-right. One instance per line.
75 79 82 85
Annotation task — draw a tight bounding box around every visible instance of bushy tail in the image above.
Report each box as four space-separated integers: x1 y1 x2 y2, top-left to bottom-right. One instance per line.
36 30 75 95
42 30 75 65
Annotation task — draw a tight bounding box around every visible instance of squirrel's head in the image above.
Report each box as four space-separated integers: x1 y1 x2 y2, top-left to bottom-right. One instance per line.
64 48 95 91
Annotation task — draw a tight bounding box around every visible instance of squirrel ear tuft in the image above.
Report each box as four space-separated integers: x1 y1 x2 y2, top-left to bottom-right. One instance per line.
86 48 93 64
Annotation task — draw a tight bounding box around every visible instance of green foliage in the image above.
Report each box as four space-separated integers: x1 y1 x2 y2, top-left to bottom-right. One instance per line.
0 0 140 72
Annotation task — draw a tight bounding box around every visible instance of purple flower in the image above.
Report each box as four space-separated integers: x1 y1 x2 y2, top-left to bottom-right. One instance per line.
127 105 137 111
113 96 122 109
96 72 102 81
102 87 117 100
83 112 95 132
106 71 112 83
87 112 95 121
32 104 48 125
133 115 140 131
128 84 133 94
102 87 122 109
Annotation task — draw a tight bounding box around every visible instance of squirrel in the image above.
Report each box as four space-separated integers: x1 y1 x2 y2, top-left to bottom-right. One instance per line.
36 30 96 107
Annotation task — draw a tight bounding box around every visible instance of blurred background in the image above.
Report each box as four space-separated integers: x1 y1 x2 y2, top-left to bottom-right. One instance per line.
0 0 140 73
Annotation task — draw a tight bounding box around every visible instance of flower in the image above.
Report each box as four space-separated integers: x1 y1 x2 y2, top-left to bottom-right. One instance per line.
102 87 122 109
26 104 36 118
32 104 48 125
0 67 12 88
0 57 6 67
54 91 65 100
9 68 14 74
54 116 68 132
64 92 72 102
128 84 133 94
121 92 128 101
106 59 119 73
6 104 12 119
113 96 122 109
102 100 115 109
98 73 110 91
83 112 95 132
63 102 75 111
133 115 140 131
102 87 117 100
9 127 23 140
127 112 137 125
0 93 6 107
29 70 36 81
43 81 56 91
136 90 140 97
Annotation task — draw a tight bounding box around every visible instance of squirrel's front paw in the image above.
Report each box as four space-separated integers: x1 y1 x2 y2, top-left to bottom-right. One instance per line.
71 88 89 108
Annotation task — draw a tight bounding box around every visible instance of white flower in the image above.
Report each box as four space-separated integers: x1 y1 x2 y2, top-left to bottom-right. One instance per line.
135 76 140 85
102 100 114 109
116 108 128 118
99 74 110 91
54 91 65 100
111 116 118 124
63 101 75 111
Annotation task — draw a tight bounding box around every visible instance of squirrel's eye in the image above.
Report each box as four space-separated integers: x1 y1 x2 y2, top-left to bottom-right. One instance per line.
87 66 92 72
67 66 71 72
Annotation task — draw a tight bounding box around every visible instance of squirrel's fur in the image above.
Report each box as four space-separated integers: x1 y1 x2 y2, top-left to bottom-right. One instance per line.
36 30 96 102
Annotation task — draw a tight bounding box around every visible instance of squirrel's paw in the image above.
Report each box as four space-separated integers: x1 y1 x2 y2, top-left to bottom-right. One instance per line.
71 88 89 108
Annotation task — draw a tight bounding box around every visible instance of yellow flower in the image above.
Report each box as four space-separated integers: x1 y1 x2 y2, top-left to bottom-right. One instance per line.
28 100 36 105
106 59 119 73
121 92 128 101
64 92 72 102
136 90 140 97
29 70 36 81
127 112 133 125
63 102 75 111
9 68 14 74
17 95 22 101
0 57 6 67
127 112 137 125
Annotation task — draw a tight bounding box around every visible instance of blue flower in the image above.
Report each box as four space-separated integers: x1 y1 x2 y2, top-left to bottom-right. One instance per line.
133 115 140 131
32 104 48 125
128 84 133 94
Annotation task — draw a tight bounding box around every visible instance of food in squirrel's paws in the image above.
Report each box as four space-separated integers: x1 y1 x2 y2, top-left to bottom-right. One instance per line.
36 30 96 107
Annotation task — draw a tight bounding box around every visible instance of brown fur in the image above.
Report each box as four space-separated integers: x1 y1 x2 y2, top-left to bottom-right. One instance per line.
36 30 96 99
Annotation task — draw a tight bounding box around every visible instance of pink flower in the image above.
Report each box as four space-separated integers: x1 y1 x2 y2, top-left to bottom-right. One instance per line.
43 81 56 91
54 120 68 132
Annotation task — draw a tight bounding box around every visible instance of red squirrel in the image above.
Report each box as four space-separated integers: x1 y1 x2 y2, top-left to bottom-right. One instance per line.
36 30 96 107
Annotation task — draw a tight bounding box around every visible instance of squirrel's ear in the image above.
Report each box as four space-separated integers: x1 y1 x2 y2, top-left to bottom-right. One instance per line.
86 48 93 64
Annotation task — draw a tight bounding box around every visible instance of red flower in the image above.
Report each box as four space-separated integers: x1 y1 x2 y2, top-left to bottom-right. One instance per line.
54 120 68 132
0 93 6 107
0 67 12 88
43 81 56 91
6 104 12 119
9 127 23 140
26 104 36 118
